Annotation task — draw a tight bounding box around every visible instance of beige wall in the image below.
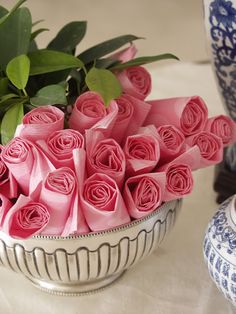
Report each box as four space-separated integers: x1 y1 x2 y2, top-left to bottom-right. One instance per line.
1 0 208 62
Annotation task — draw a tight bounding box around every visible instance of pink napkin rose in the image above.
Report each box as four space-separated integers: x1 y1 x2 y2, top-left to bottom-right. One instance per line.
145 96 208 136
37 129 84 169
124 131 160 177
87 138 125 189
69 91 118 134
116 66 152 100
160 163 194 201
1 137 55 195
205 115 236 146
110 43 137 62
15 105 64 143
3 195 50 239
123 172 166 219
110 94 151 144
39 167 77 235
81 173 130 231
62 149 89 236
0 160 18 199
0 194 12 227
156 125 186 165
186 131 223 168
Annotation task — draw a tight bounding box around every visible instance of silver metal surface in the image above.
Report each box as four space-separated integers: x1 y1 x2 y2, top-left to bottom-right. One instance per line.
0 199 182 296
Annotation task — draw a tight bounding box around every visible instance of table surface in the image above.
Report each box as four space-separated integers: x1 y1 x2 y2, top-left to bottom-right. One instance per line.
0 62 235 314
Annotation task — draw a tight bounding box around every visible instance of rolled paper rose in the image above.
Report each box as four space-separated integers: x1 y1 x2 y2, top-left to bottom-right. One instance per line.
145 96 208 136
15 105 64 143
69 91 118 135
185 131 223 168
1 137 55 195
0 194 12 227
0 160 18 199
39 167 77 235
62 149 89 236
116 66 152 100
3 195 50 239
110 94 134 144
123 172 166 219
110 43 137 63
124 132 160 177
37 129 84 169
81 173 130 231
205 115 236 146
87 138 126 189
157 145 202 171
157 125 186 165
161 163 194 201
110 93 151 144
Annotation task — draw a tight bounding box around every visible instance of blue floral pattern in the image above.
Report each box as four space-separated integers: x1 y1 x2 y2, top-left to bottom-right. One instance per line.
209 0 236 119
203 196 236 305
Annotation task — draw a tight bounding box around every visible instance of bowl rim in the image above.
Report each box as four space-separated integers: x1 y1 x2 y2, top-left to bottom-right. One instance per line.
29 199 181 241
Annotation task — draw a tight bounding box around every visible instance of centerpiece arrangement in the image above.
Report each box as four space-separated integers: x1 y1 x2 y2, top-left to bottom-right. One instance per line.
0 0 235 295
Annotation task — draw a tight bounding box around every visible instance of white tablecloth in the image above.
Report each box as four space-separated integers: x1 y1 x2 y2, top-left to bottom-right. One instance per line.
0 63 235 314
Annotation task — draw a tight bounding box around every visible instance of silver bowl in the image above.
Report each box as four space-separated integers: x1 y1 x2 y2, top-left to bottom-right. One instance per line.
0 199 181 296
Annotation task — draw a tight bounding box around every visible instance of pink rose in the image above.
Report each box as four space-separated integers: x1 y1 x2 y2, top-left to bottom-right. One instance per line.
81 173 130 231
110 93 151 144
69 91 118 134
124 131 160 177
1 137 55 195
87 138 126 189
157 125 185 165
37 129 84 169
39 167 77 235
123 172 166 219
0 194 12 227
110 43 137 63
186 131 223 167
205 115 236 146
16 105 64 142
116 66 152 100
3 195 50 239
162 163 194 201
145 96 208 136
0 160 18 199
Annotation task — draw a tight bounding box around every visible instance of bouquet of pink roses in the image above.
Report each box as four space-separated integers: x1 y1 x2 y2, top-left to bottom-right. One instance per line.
0 0 236 239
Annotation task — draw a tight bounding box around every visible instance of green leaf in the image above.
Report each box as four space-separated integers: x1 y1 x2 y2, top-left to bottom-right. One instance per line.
28 50 84 75
0 6 8 19
1 102 24 144
78 34 141 65
28 39 38 53
85 67 122 106
0 0 26 26
0 7 32 70
111 53 179 70
30 28 49 41
0 78 9 96
0 93 19 103
32 19 44 27
47 21 87 54
30 84 67 106
6 54 30 90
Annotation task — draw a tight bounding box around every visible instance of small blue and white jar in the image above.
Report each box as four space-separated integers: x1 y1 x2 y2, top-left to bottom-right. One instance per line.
203 196 236 306
203 0 236 171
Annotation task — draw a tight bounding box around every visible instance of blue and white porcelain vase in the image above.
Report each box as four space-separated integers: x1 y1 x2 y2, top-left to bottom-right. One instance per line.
203 0 236 171
203 196 236 306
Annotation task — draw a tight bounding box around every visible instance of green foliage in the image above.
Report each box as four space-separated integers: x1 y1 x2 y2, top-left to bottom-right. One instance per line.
6 54 30 90
86 67 122 106
30 84 67 106
0 0 178 144
1 102 24 144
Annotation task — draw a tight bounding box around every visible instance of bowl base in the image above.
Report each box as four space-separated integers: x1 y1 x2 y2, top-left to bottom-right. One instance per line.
26 270 126 296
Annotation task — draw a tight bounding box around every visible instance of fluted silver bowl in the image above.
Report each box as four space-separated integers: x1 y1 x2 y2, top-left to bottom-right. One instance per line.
0 199 181 296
